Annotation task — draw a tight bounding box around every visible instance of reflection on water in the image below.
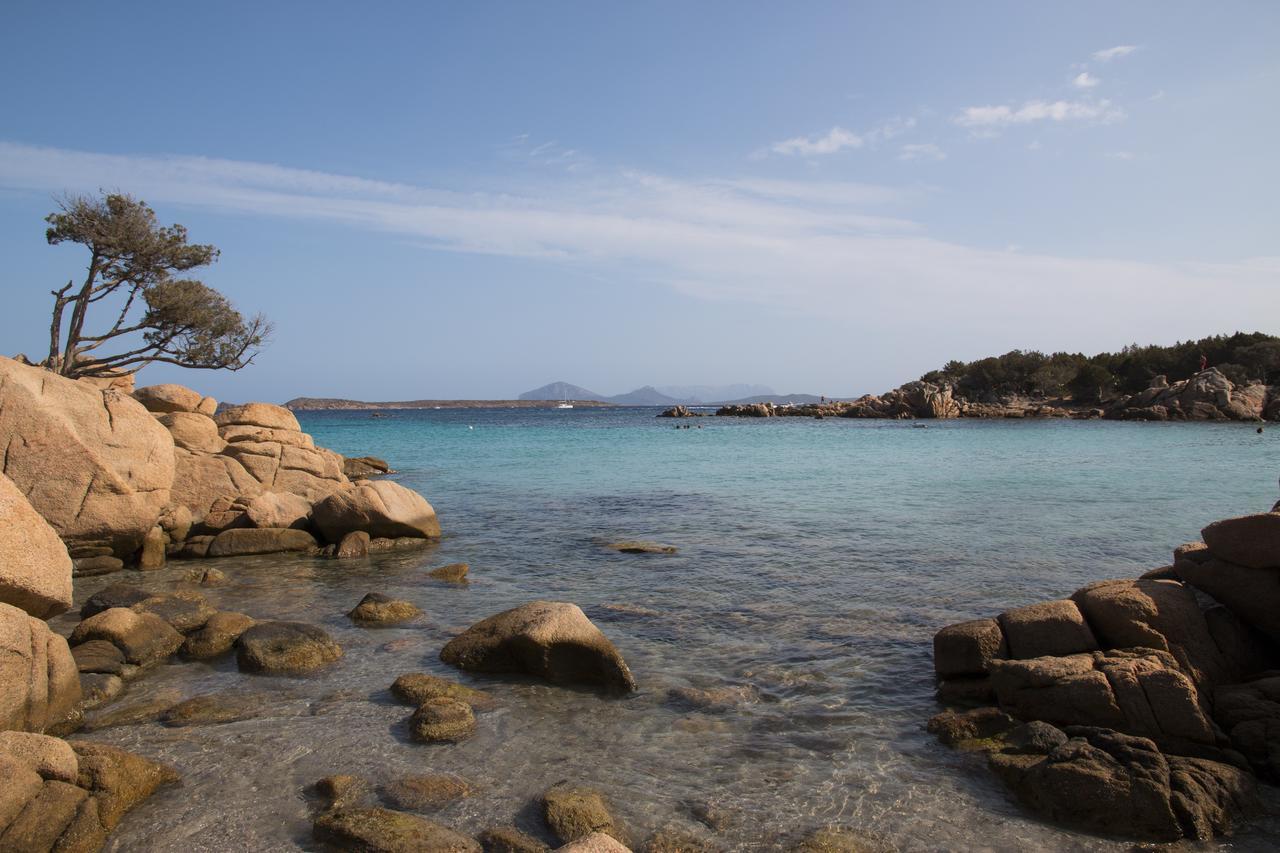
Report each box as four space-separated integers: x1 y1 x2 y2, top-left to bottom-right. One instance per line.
55 411 1280 850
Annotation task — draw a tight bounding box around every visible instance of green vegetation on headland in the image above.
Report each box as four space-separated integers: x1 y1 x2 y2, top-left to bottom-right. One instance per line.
712 332 1280 421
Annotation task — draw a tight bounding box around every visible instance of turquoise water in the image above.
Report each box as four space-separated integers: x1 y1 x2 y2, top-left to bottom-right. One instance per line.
71 409 1280 850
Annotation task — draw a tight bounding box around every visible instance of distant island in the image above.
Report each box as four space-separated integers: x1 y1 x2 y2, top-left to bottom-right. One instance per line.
712 332 1280 422
520 381 823 407
285 397 616 411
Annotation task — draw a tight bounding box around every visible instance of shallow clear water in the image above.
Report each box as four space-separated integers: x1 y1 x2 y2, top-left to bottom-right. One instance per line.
59 409 1280 851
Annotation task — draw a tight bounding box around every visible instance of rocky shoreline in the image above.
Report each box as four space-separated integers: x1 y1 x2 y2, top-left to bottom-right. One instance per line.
713 367 1280 422
3 353 1279 849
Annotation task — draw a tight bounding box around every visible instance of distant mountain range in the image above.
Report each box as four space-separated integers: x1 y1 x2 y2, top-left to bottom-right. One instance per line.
519 381 823 406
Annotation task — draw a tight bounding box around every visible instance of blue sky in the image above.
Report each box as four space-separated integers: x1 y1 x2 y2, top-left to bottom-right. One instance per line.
1 2 1277 401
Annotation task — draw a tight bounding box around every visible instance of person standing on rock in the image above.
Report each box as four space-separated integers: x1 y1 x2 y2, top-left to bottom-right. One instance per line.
1200 353 1208 371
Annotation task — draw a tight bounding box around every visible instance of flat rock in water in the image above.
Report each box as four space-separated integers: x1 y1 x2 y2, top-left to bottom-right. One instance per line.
130 590 216 633
428 563 469 582
80 584 153 620
78 672 124 709
380 774 475 811
160 691 268 726
313 807 481 852
408 698 475 743
606 541 677 554
347 593 422 625
207 527 318 558
390 673 496 711
236 621 343 674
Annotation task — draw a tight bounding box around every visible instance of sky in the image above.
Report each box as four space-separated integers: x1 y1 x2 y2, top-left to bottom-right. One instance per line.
1 1 1278 402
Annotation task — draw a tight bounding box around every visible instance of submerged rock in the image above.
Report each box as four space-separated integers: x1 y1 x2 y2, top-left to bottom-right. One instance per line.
638 826 717 852
541 782 627 847
236 621 342 674
314 774 369 811
478 825 551 852
441 601 636 692
606 541 677 554
380 774 474 811
428 563 470 582
160 691 268 726
313 807 481 852
390 673 496 711
557 833 632 852
348 593 422 626
789 825 884 852
408 698 476 743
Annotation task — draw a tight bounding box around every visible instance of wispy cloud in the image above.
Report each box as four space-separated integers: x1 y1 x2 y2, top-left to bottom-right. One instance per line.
1104 151 1136 160
955 99 1124 129
897 143 946 162
1093 45 1138 63
1072 71 1101 89
768 117 915 157
0 141 1273 348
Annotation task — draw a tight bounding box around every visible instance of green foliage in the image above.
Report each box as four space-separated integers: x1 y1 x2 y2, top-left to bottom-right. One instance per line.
918 332 1280 404
43 191 271 377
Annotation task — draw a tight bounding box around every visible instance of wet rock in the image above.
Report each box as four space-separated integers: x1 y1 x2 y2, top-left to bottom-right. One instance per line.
344 455 393 478
348 593 422 625
72 740 180 831
932 618 1006 678
428 562 470 582
557 833 632 852
69 607 184 666
0 731 79 782
0 602 82 732
186 566 228 586
988 649 1215 745
666 685 758 713
337 530 371 559
182 611 256 659
315 774 369 810
313 807 481 852
160 691 268 726
0 779 88 851
998 599 1098 659
72 555 124 577
789 826 883 852
1201 513 1280 569
390 673 496 711
381 774 475 811
479 825 551 852
606 541 677 554
312 479 442 543
236 621 342 674
80 689 184 731
78 673 123 709
0 471 73 618
988 726 1258 841
207 526 318 557
542 782 627 846
131 590 217 633
81 583 153 620
408 698 476 743
441 601 636 692
71 639 128 675
639 826 717 852
927 706 1017 748
682 799 731 832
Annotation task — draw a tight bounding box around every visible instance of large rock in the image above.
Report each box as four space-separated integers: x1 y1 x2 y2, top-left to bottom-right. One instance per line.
1201 513 1280 569
236 621 342 673
156 411 225 454
312 480 441 543
440 601 636 692
1071 578 1233 688
542 782 628 846
1174 555 1280 639
206 527 318 557
0 356 175 558
998 600 1098 659
69 607 184 667
0 602 81 732
988 725 1257 841
133 383 204 414
933 618 1005 702
313 807 481 852
988 649 1215 746
214 402 302 432
0 473 73 618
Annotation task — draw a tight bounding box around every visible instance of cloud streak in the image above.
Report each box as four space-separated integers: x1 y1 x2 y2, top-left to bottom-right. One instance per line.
1093 45 1138 62
955 99 1123 128
0 141 1273 356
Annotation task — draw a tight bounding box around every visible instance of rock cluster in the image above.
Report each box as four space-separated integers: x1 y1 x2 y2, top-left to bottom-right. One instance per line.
1108 369 1274 421
930 507 1280 840
0 357 442 574
657 406 701 418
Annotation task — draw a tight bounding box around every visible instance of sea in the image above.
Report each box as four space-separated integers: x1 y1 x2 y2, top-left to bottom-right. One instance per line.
62 407 1280 851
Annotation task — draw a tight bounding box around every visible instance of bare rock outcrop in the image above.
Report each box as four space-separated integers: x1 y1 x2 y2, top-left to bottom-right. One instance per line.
0 356 174 559
0 602 81 733
0 473 73 619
